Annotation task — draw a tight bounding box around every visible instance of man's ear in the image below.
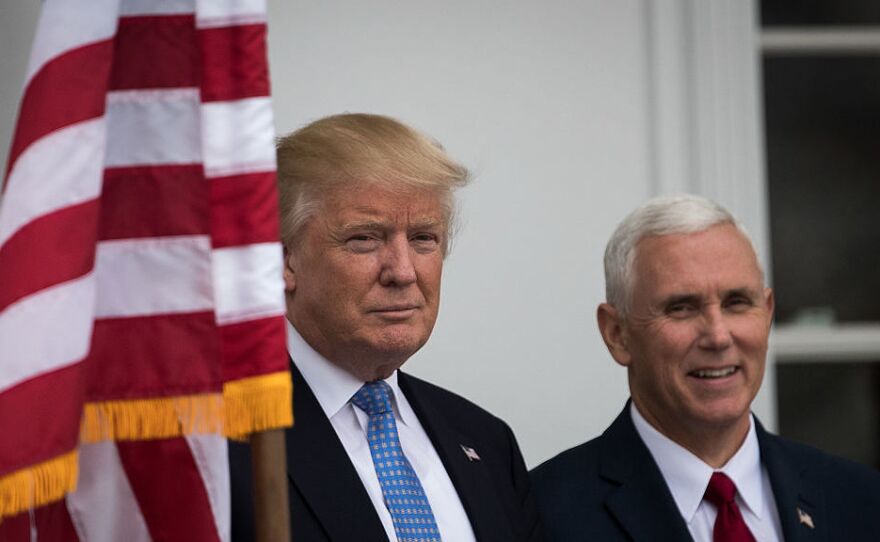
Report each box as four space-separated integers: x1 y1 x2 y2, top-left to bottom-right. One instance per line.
597 303 632 367
764 287 775 328
283 247 296 293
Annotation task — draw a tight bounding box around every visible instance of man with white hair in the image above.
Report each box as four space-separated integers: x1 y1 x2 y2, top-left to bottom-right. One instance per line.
531 194 880 541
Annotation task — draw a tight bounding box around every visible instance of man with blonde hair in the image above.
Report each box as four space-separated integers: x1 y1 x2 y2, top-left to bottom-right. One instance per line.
532 194 880 541
230 114 541 542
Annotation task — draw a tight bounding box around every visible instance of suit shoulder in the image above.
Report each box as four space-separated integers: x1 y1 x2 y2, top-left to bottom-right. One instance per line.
400 372 510 429
529 435 630 541
764 432 880 499
399 372 543 540
766 432 878 476
530 435 605 504
535 437 602 471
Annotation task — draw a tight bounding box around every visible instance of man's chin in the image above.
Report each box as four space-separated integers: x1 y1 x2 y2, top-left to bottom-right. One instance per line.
347 356 408 382
373 326 431 354
689 401 753 432
343 333 430 380
371 337 426 365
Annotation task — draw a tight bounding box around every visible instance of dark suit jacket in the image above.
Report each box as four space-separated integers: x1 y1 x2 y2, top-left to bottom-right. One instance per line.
531 402 880 541
230 363 542 541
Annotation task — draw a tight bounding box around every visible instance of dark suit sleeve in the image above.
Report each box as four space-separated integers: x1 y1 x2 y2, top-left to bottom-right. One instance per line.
503 421 544 542
228 439 256 542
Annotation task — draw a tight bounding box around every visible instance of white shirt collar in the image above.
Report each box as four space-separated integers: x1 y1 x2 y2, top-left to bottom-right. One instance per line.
285 319 417 427
630 402 767 523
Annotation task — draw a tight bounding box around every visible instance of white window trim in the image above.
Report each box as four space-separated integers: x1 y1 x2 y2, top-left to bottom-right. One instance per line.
762 27 880 55
773 323 880 363
646 1 880 426
644 0 776 426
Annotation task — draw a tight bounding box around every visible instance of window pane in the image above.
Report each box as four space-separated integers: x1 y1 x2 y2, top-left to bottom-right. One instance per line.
761 0 880 26
777 361 880 468
763 56 880 324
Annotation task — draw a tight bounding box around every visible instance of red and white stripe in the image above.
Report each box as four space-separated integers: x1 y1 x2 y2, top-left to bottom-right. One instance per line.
0 0 287 538
0 0 117 490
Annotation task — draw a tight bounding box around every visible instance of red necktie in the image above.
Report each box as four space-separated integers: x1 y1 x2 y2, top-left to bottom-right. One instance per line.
704 472 756 542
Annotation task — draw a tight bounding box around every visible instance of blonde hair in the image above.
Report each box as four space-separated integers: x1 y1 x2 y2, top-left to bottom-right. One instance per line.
276 113 470 253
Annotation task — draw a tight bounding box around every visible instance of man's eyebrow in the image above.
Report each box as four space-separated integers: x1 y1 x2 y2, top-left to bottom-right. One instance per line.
338 220 387 231
722 287 761 299
660 294 702 306
336 217 443 232
660 288 760 306
409 217 443 229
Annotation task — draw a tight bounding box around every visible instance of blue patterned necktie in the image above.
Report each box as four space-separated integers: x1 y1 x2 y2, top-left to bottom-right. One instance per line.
351 381 442 542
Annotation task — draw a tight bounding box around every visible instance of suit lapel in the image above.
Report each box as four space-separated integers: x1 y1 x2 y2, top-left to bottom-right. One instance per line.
757 422 827 542
600 404 694 542
398 373 517 542
285 362 388 541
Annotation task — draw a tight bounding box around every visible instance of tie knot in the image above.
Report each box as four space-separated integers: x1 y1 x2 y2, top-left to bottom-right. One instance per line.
351 380 393 416
705 472 738 506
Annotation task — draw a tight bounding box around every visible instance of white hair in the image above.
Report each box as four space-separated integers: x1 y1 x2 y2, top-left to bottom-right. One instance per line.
604 193 760 314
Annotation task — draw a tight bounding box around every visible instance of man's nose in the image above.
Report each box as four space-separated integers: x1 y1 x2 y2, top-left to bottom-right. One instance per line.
698 306 733 350
379 237 417 286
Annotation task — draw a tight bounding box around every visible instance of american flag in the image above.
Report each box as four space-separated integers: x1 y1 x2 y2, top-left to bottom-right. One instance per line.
0 0 291 539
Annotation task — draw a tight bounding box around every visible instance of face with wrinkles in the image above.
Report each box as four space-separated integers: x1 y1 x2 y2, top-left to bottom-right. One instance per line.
284 184 445 381
598 224 774 448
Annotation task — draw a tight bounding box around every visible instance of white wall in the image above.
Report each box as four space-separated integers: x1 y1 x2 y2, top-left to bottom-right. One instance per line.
0 0 768 468
266 0 654 466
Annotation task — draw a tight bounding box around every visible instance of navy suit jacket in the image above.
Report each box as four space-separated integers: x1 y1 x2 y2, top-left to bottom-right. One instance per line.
230 363 542 541
531 402 880 541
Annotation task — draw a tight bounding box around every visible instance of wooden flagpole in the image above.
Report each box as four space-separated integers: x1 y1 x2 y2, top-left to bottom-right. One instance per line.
251 429 290 541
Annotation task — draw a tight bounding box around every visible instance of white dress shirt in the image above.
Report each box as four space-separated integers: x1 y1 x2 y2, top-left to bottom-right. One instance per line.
287 320 476 542
631 403 783 542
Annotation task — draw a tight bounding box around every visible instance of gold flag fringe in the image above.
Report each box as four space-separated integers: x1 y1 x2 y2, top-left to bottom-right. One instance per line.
0 450 78 521
80 393 226 443
224 371 293 440
79 371 292 443
1 373 290 520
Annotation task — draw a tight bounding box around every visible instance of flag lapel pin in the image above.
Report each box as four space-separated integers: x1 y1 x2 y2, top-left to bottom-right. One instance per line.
460 444 480 462
797 507 815 529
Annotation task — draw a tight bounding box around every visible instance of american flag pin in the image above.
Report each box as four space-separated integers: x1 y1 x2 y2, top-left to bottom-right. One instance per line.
797 507 814 529
460 444 480 462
